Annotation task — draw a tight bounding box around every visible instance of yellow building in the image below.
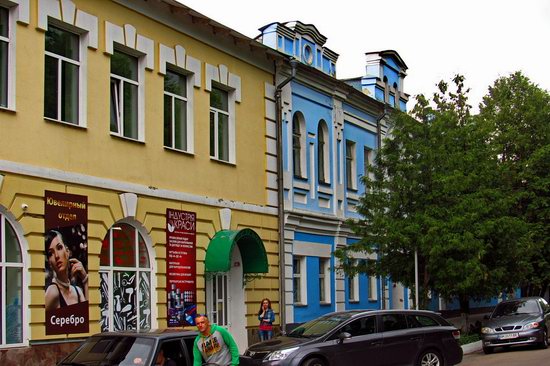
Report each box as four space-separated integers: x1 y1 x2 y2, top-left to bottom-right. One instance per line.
0 0 282 363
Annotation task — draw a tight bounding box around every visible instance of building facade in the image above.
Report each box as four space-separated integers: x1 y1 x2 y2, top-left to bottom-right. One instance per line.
257 21 411 327
0 0 282 363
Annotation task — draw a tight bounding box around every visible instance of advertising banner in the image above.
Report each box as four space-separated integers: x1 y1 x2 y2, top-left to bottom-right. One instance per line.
166 209 197 327
44 191 89 335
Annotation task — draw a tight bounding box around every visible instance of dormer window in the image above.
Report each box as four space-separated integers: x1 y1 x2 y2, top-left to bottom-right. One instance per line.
303 44 314 65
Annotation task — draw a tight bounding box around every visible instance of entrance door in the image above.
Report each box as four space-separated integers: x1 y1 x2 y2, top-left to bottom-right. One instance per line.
206 247 246 354
228 247 246 353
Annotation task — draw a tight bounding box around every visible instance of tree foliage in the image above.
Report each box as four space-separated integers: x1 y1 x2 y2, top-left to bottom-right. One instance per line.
335 73 549 311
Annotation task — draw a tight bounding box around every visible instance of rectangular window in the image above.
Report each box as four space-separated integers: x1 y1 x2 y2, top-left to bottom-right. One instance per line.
363 147 373 178
0 7 8 108
347 261 359 302
209 86 229 161
346 140 357 190
319 258 330 303
164 69 188 151
293 257 304 304
368 275 377 301
110 50 139 139
44 25 80 124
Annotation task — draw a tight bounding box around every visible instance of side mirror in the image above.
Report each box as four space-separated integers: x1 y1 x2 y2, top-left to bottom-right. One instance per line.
338 332 352 344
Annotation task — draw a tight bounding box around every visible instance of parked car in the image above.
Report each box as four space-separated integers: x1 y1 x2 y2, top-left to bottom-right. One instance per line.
240 309 462 366
57 329 198 366
481 296 550 354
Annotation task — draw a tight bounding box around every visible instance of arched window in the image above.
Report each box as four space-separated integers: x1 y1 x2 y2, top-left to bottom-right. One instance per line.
317 121 329 184
0 211 23 346
99 223 152 331
292 113 304 178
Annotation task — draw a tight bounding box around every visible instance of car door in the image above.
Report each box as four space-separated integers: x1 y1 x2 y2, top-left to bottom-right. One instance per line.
154 338 188 366
379 313 424 365
321 315 383 366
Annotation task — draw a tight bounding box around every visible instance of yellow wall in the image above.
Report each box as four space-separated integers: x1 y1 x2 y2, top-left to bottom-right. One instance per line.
0 0 280 343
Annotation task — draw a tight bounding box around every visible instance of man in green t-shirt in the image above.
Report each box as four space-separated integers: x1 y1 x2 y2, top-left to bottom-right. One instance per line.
193 314 239 366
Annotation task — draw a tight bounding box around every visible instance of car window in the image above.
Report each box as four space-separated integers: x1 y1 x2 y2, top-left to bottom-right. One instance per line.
539 298 550 313
183 337 195 359
382 314 408 332
493 299 540 317
60 336 156 365
289 313 355 338
407 314 439 328
341 316 377 337
155 339 187 366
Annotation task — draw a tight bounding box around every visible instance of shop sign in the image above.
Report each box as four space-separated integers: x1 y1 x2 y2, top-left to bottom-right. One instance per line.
166 209 197 326
44 191 89 335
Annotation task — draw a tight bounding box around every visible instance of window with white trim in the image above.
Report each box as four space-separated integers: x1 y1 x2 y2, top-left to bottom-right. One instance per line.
44 24 80 124
206 273 228 326
99 223 151 331
293 256 306 304
347 261 359 302
363 147 373 178
0 6 9 108
317 121 329 184
292 112 307 178
164 69 188 151
368 275 378 301
319 258 330 303
209 85 229 161
346 140 357 190
110 49 139 140
0 212 23 346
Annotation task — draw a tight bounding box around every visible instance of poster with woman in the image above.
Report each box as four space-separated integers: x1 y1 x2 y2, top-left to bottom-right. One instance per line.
44 191 89 335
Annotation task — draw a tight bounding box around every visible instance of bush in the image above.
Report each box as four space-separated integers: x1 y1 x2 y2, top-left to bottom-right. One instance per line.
459 333 480 346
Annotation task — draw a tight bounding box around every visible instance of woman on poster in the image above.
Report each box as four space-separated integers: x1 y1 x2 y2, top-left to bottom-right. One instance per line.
45 230 88 311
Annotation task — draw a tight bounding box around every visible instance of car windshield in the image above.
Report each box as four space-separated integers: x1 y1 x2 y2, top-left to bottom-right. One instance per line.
59 336 155 366
288 313 355 338
492 299 540 317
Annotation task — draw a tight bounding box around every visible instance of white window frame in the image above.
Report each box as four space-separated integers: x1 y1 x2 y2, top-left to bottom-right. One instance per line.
346 140 357 190
99 223 153 332
43 21 85 126
368 275 378 301
209 85 231 162
292 112 307 179
347 261 359 302
163 66 192 153
0 211 26 348
206 273 228 326
110 46 143 141
363 147 373 179
0 3 17 111
293 255 307 306
317 120 330 184
319 258 331 304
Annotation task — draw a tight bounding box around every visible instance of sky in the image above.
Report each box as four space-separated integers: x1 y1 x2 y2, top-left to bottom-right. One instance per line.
178 0 550 112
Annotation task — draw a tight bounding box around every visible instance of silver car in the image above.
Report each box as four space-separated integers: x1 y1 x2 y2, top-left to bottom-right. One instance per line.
481 296 550 354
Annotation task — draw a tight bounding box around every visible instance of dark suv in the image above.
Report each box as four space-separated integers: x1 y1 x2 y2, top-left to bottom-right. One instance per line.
240 309 462 366
57 329 198 366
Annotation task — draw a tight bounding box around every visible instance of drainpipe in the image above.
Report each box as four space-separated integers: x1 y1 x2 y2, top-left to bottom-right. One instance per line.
376 106 387 309
275 58 298 333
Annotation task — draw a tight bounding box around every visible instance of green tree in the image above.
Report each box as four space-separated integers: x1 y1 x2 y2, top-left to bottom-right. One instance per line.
335 75 531 315
478 72 550 297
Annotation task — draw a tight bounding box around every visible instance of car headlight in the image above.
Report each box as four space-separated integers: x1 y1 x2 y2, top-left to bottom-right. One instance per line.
481 327 494 334
266 347 299 361
524 322 540 330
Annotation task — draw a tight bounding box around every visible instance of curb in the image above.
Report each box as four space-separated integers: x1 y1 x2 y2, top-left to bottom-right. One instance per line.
461 340 482 355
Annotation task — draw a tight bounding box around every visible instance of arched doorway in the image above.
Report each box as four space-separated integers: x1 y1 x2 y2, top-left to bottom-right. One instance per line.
204 229 268 352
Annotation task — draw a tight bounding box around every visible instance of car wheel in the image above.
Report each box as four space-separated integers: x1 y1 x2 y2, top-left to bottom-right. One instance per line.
301 357 326 366
483 346 494 354
417 349 443 366
539 329 548 349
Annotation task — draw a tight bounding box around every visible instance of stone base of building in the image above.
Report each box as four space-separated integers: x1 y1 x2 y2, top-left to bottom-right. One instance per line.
0 341 82 366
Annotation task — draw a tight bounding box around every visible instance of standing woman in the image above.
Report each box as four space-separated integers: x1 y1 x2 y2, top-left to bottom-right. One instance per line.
45 230 88 311
258 298 275 341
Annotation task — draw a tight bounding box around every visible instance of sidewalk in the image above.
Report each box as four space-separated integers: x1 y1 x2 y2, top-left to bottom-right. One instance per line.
445 312 489 355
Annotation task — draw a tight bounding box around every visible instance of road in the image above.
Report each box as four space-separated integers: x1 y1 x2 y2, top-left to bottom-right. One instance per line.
460 345 550 366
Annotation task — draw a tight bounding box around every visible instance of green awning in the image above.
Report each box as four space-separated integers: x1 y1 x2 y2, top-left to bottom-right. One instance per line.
205 228 268 274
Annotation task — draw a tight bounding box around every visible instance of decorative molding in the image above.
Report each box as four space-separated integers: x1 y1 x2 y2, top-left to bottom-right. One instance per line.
158 43 201 88
0 173 4 193
38 0 98 49
205 63 241 103
105 21 154 70
219 208 231 230
11 0 29 24
119 192 138 218
0 160 277 215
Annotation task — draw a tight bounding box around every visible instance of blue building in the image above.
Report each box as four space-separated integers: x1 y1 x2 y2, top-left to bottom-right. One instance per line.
257 21 410 327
